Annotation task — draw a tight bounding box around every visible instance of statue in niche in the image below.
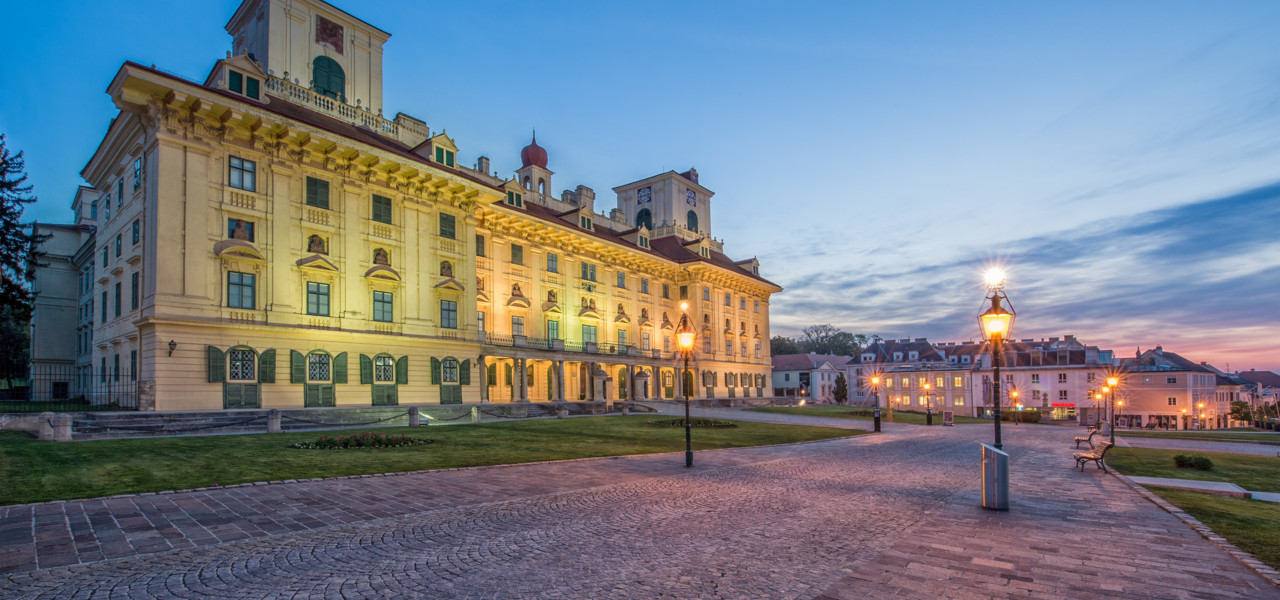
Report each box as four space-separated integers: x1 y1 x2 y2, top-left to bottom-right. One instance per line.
230 220 250 240
307 234 326 254
703 314 710 325
616 303 625 315
476 277 484 291
511 283 523 297
373 248 390 266
581 298 588 309
754 324 760 335
662 311 670 324
641 308 649 320
439 260 453 277
589 299 596 310
547 290 557 303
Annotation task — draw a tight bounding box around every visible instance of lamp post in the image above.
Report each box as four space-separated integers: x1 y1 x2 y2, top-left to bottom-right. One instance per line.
1181 408 1187 431
1107 376 1119 444
1116 400 1124 430
978 269 1015 450
924 382 933 425
1010 389 1020 425
675 302 696 468
1197 402 1206 430
871 376 882 432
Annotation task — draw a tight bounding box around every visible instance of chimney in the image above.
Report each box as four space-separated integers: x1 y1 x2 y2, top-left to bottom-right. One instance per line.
1049 337 1060 343
476 156 490 174
914 338 927 342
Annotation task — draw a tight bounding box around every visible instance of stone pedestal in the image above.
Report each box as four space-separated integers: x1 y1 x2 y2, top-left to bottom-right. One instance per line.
409 407 420 427
268 409 281 433
38 412 54 441
137 380 156 411
53 413 73 442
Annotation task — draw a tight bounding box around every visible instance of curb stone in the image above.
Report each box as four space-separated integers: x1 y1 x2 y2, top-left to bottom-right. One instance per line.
1111 470 1280 589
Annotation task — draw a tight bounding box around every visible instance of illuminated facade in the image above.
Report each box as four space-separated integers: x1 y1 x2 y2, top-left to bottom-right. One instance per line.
43 0 778 411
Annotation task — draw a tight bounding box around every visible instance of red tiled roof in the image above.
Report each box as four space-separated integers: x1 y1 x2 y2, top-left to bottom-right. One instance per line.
1238 369 1280 388
772 353 851 371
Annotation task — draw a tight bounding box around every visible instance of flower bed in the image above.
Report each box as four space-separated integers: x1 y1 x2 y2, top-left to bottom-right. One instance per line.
288 431 433 450
646 417 738 428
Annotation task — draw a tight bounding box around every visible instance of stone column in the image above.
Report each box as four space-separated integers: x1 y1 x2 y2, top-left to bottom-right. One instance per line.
38 412 54 441
53 413 73 442
478 355 489 403
268 409 282 433
517 358 528 402
556 360 566 402
408 407 420 427
627 364 636 401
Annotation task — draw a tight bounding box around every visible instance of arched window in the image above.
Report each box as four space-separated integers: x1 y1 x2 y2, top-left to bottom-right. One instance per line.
523 176 531 190
442 358 459 383
374 354 395 383
228 347 256 381
307 351 331 382
538 178 546 195
686 210 698 232
313 56 345 101
635 208 652 230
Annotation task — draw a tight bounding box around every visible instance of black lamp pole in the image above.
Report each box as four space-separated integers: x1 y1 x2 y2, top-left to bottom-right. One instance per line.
684 349 692 468
992 334 1003 449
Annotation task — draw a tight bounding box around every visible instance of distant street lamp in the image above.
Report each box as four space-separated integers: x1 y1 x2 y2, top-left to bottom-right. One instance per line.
978 269 1015 450
1010 389 1020 425
1197 402 1206 430
675 302 696 468
924 382 933 425
871 375 883 432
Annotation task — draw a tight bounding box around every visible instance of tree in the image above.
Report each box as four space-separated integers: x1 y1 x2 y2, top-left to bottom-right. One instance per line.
0 135 45 372
770 335 799 356
1228 401 1252 424
833 373 848 405
798 324 869 356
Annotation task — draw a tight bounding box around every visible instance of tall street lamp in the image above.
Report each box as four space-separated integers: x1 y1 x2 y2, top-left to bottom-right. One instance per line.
978 269 1015 450
924 382 933 425
675 302 696 468
1107 376 1119 444
871 375 883 432
1010 389 1020 425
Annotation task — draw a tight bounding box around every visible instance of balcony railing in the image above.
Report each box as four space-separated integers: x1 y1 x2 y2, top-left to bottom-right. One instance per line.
263 76 430 146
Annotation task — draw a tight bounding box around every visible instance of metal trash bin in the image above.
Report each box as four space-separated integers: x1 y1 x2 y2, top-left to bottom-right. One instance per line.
980 443 1009 511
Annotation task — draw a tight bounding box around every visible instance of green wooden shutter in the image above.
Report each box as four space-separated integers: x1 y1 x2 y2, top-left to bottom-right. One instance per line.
207 346 225 383
333 353 348 384
504 363 513 385
359 354 373 385
430 357 441 384
460 359 470 385
291 350 305 383
395 356 408 384
305 384 319 407
259 350 275 384
224 383 242 408
306 178 317 206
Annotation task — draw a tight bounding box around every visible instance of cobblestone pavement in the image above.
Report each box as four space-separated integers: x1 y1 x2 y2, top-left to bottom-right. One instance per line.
1117 435 1280 457
3 421 1277 599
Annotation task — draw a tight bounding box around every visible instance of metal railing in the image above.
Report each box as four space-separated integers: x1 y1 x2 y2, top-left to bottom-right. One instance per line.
1 365 139 413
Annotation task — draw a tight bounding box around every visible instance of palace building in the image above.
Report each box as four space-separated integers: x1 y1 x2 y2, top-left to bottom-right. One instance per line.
36 0 779 411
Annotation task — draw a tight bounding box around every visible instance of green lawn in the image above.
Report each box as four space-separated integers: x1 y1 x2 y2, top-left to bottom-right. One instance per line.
1108 447 1280 493
747 406 989 424
1145 487 1280 571
0 416 863 506
1118 429 1280 444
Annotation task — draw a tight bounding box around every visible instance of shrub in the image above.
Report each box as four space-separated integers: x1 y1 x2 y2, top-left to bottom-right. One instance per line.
1173 454 1214 470
646 418 738 428
1002 411 1042 423
289 431 433 450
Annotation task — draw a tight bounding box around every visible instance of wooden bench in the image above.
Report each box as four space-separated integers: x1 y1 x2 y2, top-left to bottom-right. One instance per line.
1073 441 1114 473
1074 426 1101 449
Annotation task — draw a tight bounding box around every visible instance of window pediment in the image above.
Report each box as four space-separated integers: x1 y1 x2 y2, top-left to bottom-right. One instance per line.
214 239 265 261
434 278 465 292
364 265 401 281
296 254 339 272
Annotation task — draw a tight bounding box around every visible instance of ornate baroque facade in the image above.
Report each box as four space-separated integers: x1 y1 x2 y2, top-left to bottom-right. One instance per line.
51 0 779 411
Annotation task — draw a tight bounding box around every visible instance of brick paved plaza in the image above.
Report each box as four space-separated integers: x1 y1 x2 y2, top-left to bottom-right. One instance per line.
2 413 1277 599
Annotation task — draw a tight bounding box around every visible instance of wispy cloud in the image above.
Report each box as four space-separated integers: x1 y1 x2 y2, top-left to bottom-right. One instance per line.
770 181 1280 371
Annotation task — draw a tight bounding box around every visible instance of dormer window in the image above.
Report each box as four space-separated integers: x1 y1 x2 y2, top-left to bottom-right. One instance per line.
638 235 649 248
579 216 593 230
699 246 710 258
893 352 903 361
227 70 260 100
435 147 455 167
505 191 523 208
909 351 918 360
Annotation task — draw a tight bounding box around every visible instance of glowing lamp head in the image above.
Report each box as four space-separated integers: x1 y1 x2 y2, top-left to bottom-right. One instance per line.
676 331 694 351
984 267 1006 288
871 376 880 386
1107 376 1118 387
1011 390 1019 398
1101 386 1109 394
1117 400 1124 407
679 301 688 311
977 294 1014 341
798 399 806 406
1198 402 1204 409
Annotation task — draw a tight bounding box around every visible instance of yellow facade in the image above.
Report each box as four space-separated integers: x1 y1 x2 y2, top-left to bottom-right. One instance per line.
70 0 778 411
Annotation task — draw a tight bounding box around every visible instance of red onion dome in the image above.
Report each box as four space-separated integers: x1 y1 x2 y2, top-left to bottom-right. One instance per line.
520 133 548 168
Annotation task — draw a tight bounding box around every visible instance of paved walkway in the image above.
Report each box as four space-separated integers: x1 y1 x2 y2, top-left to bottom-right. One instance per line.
2 418 1276 599
1118 435 1280 457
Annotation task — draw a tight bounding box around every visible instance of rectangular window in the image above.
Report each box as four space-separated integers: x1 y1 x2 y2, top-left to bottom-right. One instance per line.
246 76 259 99
372 194 393 224
1058 373 1068 383
228 272 255 309
113 354 120 382
227 219 255 242
305 177 330 209
228 156 256 191
679 285 688 300
547 253 558 273
954 376 962 387
1087 373 1096 383
662 284 670 299
754 300 759 313
740 297 746 310
130 350 137 380
478 311 486 332
618 329 627 347
506 191 523 207
703 338 711 354
1059 390 1069 400
664 336 671 352
641 279 649 294
373 291 393 322
642 332 651 350
306 281 330 316
1031 374 1040 384
1166 376 1178 384
132 220 140 244
117 179 123 205
229 70 243 93
101 291 107 321
547 319 560 340
582 324 598 344
510 243 524 265
580 262 596 281
440 300 458 329
100 357 107 383
725 340 733 355
133 158 142 190
703 287 710 301
741 342 747 356
755 343 761 358
724 292 731 306
511 315 525 336
114 282 121 317
115 234 122 257
476 234 485 257
1167 397 1177 406
616 272 626 289
130 272 139 310
434 147 455 167
438 212 456 239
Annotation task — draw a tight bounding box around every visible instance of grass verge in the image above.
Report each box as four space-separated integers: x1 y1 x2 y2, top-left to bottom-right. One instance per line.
1118 429 1280 444
0 415 862 505
1108 447 1280 493
747 405 989 424
1145 487 1280 571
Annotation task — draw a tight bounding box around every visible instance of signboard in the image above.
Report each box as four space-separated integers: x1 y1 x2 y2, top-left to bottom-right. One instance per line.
942 411 955 426
1050 403 1075 408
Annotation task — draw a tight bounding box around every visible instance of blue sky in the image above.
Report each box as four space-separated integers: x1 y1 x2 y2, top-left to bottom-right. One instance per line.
5 1 1279 371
